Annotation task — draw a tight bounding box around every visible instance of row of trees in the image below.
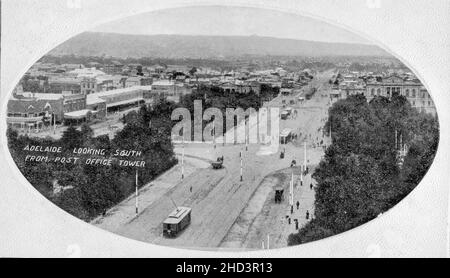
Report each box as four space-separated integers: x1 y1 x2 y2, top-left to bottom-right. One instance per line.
176 84 279 139
7 100 178 221
288 94 439 245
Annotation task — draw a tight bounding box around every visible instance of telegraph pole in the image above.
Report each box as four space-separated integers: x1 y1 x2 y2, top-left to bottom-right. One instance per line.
213 119 216 150
329 119 332 143
135 169 139 214
300 168 303 187
400 133 403 151
181 139 185 180
240 151 243 182
53 112 56 135
245 135 248 151
289 172 294 211
395 129 398 150
303 142 307 172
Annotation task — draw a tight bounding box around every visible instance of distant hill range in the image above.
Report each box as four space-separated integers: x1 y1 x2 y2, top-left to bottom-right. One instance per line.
49 32 389 59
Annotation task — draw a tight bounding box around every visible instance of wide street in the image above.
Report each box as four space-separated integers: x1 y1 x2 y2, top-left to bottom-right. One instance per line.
92 70 335 250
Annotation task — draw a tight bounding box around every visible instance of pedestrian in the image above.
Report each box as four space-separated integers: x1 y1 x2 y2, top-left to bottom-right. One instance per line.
291 206 294 214
190 186 193 193
291 159 296 167
296 201 300 210
295 219 299 230
306 210 310 220
288 217 291 225
310 183 313 190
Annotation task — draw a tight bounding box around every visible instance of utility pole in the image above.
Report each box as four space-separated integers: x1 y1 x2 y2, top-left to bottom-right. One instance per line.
329 119 332 143
240 151 243 182
213 119 216 149
53 112 56 135
400 133 403 151
395 129 398 150
181 139 185 180
303 142 307 172
289 172 294 208
300 168 303 187
135 169 139 214
245 135 248 152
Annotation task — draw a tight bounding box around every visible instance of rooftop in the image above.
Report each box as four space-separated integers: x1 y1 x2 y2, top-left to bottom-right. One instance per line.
163 207 191 224
152 80 174 86
15 92 64 101
89 86 148 99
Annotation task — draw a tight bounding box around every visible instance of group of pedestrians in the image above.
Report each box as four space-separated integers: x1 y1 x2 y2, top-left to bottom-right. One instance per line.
286 207 312 231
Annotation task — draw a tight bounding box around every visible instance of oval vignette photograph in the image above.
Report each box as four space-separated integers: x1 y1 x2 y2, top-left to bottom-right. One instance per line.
4 6 439 251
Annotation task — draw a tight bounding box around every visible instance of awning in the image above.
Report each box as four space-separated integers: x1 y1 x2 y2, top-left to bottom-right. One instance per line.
106 97 144 108
64 109 91 120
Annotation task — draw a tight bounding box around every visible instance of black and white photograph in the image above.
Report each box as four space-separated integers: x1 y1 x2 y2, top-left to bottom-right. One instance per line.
0 0 449 259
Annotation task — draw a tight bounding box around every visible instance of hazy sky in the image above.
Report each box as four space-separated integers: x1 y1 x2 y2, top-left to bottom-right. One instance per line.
93 6 371 44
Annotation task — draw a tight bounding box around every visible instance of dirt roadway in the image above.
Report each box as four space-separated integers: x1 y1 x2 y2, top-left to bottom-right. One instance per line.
91 156 210 232
92 70 334 250
220 168 316 250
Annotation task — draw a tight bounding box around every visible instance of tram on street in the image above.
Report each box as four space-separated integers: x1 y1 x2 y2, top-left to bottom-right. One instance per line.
162 206 192 238
280 128 293 144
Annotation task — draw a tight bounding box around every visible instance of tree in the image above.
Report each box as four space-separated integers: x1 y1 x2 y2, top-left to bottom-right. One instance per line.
289 94 439 245
60 126 83 151
189 67 198 76
80 123 94 144
6 100 180 221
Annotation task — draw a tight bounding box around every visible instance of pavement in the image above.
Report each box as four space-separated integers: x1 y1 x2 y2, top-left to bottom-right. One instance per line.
91 70 335 250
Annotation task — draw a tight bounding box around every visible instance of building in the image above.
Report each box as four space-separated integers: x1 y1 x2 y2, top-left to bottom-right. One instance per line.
416 87 436 115
334 74 436 116
219 81 261 95
7 93 64 132
81 77 97 95
365 75 420 100
47 77 81 95
125 76 153 88
338 82 366 98
69 67 106 79
63 94 86 113
151 80 191 102
87 86 151 113
103 62 124 75
86 95 107 120
365 75 436 115
62 94 92 126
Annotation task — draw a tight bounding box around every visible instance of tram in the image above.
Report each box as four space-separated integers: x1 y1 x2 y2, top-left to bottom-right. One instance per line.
162 207 192 238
